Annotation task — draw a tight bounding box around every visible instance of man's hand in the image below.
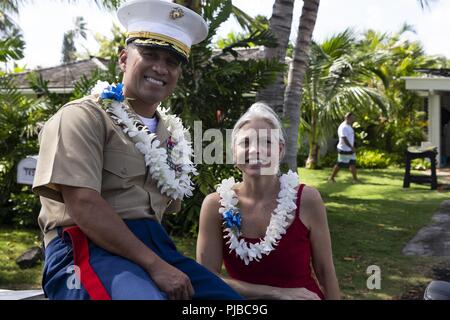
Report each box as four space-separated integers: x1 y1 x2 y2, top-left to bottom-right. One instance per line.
277 287 321 300
147 259 195 300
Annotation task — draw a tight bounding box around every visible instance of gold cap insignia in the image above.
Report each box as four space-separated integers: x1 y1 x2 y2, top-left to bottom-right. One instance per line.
170 7 184 20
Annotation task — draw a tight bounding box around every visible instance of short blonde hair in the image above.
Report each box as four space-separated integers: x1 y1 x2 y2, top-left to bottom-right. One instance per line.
231 102 286 160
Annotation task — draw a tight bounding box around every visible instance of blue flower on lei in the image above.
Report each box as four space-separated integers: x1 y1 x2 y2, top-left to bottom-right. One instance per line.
223 209 242 232
100 83 125 102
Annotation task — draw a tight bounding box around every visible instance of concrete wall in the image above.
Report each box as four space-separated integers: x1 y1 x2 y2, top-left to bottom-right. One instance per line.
428 94 442 167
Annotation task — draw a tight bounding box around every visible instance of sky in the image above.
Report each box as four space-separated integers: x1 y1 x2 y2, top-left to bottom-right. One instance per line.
14 0 450 69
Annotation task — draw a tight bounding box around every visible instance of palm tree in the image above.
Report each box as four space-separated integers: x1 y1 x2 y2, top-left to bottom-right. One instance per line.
61 16 88 63
0 0 19 32
0 28 24 63
283 0 320 171
300 30 388 169
0 0 25 64
255 0 295 116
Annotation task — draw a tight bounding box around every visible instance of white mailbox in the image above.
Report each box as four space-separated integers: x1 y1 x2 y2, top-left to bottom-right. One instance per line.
17 156 38 185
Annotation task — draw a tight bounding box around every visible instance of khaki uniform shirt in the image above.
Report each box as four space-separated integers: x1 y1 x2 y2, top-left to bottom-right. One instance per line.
32 95 181 247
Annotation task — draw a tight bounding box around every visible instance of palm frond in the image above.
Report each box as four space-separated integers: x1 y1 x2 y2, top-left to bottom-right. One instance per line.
417 0 437 9
202 0 233 41
230 4 254 32
0 32 24 62
320 28 356 59
220 29 277 58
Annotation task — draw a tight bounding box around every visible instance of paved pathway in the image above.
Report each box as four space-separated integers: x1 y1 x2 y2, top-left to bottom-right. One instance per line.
403 199 450 257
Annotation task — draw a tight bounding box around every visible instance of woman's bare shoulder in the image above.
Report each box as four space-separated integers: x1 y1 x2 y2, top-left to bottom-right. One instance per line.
301 185 323 204
299 185 326 224
203 192 221 206
201 192 222 218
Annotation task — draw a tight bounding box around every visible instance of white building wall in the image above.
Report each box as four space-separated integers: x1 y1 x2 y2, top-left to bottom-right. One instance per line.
428 93 441 167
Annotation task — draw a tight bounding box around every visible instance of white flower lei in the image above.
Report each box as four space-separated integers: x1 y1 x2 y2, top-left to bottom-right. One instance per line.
217 171 299 265
91 81 197 200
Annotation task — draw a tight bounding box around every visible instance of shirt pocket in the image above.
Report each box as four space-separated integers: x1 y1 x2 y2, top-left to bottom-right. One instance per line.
102 149 146 190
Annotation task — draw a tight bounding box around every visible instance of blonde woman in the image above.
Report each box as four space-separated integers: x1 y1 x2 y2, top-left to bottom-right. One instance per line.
196 103 340 300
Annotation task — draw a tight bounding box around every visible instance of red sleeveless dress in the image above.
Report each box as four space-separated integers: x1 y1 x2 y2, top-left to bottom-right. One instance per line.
222 184 325 299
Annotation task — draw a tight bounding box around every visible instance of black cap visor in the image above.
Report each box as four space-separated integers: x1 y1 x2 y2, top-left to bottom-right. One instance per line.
127 37 188 64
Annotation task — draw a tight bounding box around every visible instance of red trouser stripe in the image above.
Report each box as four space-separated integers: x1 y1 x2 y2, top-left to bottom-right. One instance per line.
63 226 111 300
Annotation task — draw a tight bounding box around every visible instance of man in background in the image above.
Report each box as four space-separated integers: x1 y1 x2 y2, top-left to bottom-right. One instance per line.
328 112 360 183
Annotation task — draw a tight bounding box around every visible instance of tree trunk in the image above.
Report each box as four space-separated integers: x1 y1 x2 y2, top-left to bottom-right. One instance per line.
256 0 295 117
306 112 319 169
283 0 320 171
306 144 319 169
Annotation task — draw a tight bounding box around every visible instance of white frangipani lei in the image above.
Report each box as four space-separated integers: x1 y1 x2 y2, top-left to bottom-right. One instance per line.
217 171 299 265
91 81 197 200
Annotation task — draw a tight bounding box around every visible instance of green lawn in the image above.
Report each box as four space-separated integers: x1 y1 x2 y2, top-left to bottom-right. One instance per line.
0 228 43 290
298 167 450 299
1 168 449 299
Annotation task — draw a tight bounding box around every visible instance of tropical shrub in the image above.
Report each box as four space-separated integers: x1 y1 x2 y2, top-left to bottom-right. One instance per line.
319 152 338 168
357 149 394 169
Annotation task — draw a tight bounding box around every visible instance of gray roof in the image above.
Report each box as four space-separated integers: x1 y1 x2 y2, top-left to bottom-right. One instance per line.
415 68 450 77
213 47 267 61
13 57 110 93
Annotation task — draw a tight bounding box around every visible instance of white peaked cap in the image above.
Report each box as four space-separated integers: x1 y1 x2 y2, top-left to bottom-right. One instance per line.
117 0 209 63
